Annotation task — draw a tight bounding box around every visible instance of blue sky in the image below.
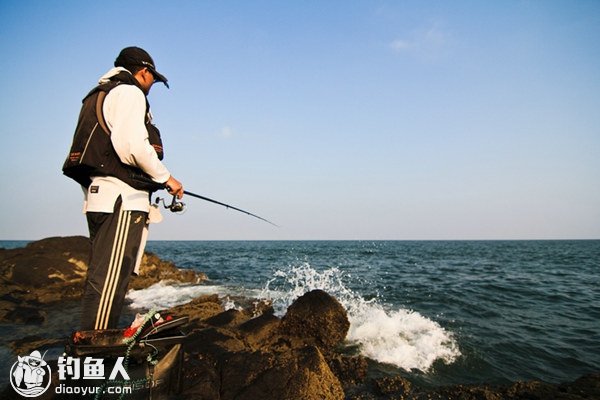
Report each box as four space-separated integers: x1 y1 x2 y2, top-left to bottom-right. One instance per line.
1 1 599 240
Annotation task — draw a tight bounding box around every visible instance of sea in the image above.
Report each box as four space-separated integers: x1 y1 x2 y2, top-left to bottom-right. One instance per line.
1 240 599 389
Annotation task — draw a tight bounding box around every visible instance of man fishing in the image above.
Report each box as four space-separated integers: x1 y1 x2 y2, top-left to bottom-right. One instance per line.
63 46 183 330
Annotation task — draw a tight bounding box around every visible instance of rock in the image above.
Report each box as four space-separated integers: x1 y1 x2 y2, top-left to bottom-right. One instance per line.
401 374 600 400
8 335 65 355
238 312 281 349
0 236 205 324
0 237 89 308
328 354 369 387
168 294 224 328
204 308 249 328
2 303 46 324
9 255 86 287
230 346 344 400
180 356 222 400
565 373 600 399
175 290 348 400
504 380 555 399
24 236 89 257
187 326 249 357
372 375 412 397
499 374 600 399
279 289 350 351
431 385 503 400
129 252 206 290
186 343 344 400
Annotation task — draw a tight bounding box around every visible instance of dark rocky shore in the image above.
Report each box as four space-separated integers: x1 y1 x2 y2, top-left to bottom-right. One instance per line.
1 237 598 399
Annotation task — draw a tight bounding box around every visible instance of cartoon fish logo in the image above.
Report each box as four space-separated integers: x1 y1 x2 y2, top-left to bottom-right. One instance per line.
10 349 52 397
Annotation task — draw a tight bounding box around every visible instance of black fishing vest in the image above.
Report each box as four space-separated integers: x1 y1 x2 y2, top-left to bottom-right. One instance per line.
62 73 164 192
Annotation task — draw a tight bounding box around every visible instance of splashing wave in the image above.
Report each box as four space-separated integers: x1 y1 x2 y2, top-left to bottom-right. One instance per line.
261 262 460 372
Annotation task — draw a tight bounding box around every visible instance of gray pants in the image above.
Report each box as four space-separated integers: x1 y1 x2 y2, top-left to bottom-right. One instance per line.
81 197 148 330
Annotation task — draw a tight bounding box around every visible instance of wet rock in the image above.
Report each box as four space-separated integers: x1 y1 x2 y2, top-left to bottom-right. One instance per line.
180 355 222 399
8 335 65 355
238 312 281 349
279 289 350 351
373 375 412 397
184 341 344 400
232 346 344 400
404 374 600 400
504 380 555 399
190 325 248 354
175 290 348 400
129 252 206 290
564 373 600 399
328 354 369 387
499 374 600 399
168 294 224 328
2 303 46 325
204 308 248 328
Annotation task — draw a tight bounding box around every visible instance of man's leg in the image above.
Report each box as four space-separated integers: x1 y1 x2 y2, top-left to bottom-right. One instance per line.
81 198 147 330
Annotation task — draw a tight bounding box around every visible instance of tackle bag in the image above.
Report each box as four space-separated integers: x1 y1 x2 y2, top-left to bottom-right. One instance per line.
63 315 188 399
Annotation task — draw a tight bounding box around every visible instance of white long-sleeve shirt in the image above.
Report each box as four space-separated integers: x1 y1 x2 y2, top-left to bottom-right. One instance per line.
83 68 170 213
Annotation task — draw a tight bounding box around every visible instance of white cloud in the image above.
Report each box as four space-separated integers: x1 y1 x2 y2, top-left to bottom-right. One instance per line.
390 39 413 52
218 126 234 139
390 22 454 60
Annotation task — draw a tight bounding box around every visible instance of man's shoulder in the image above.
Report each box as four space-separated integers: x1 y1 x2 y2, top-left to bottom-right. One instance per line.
105 83 146 106
108 83 144 97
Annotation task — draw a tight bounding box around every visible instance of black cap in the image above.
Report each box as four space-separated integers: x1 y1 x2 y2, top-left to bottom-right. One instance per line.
114 46 169 88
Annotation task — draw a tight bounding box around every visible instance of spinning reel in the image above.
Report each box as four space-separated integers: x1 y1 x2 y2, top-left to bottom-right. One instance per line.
155 195 186 214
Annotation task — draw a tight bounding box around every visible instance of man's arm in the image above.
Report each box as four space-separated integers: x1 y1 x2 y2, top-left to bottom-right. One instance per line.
104 85 174 186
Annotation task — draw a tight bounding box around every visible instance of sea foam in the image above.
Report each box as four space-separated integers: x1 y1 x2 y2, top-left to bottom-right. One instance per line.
126 282 221 309
126 281 264 311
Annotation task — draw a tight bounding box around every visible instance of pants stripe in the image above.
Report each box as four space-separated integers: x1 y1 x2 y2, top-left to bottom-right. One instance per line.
102 211 131 328
94 210 130 329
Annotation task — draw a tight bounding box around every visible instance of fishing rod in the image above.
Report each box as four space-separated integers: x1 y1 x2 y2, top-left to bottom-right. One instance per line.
131 174 278 226
156 190 279 227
